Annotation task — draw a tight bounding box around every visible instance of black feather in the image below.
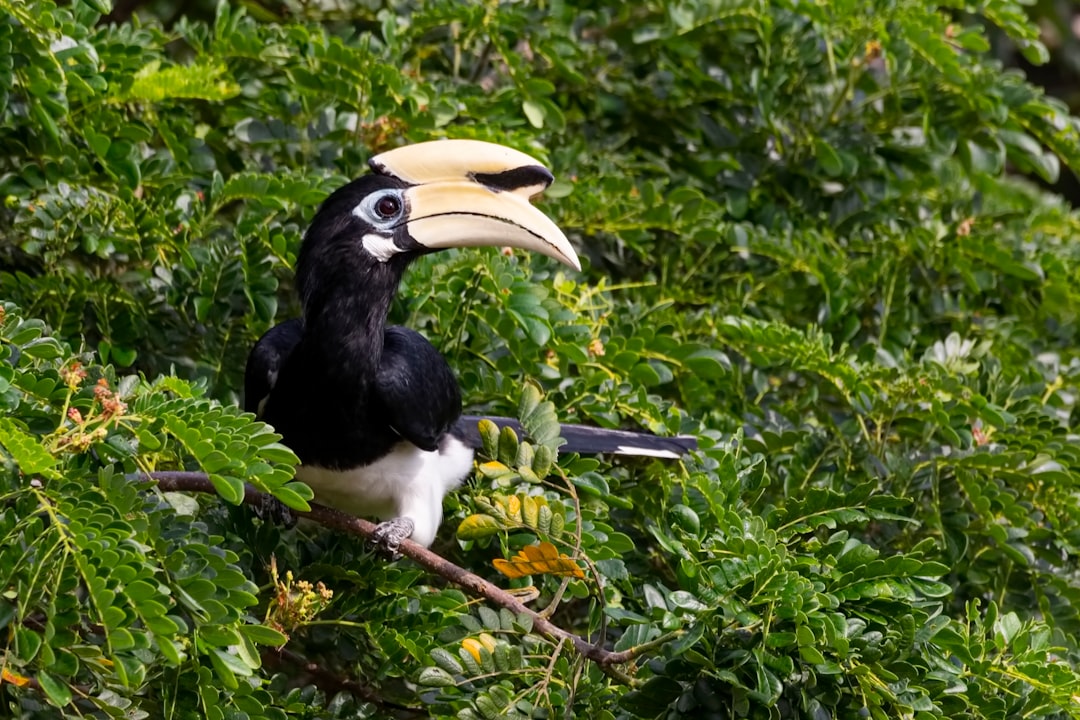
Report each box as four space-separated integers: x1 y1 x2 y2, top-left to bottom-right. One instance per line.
453 415 697 458
244 318 303 415
375 327 462 452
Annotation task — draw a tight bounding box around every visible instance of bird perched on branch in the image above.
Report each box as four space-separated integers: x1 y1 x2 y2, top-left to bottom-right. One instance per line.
245 139 695 551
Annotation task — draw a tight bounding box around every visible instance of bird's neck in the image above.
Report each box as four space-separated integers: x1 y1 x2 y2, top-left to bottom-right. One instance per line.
297 259 404 382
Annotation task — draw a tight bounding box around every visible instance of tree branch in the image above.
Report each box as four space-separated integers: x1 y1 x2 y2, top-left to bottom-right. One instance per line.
147 472 653 682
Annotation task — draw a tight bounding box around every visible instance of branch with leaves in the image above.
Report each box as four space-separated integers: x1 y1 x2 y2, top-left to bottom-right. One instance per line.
148 471 660 686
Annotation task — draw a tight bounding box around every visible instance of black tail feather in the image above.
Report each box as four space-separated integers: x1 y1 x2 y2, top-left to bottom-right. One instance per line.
454 415 697 459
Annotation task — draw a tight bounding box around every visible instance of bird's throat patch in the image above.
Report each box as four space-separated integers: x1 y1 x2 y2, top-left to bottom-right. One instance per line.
361 232 402 262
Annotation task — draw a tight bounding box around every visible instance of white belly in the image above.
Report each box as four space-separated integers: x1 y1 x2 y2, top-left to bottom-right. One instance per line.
295 436 475 547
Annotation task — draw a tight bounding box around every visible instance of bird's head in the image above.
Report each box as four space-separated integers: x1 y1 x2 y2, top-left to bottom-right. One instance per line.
297 140 579 311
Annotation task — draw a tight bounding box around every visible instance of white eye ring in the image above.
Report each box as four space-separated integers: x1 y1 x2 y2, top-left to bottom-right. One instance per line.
353 188 406 228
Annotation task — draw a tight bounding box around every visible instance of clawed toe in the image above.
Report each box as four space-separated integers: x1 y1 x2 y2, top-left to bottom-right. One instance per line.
371 517 415 558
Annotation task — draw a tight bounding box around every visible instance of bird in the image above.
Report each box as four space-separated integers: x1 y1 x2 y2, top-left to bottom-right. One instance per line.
244 139 696 551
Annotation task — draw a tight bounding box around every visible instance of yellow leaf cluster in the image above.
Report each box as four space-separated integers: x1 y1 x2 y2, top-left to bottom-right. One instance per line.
457 492 565 540
492 542 584 579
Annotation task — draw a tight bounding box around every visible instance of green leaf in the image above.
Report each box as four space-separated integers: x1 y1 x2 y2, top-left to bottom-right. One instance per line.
208 649 241 689
573 472 609 497
258 442 299 465
418 666 456 687
272 484 312 511
814 138 844 177
799 645 827 665
995 612 1022 647
20 337 63 359
517 384 542 423
208 474 245 505
84 128 111 158
629 361 662 386
36 671 72 708
681 347 731 379
429 648 464 675
523 100 545 129
497 426 519 466
15 626 42 662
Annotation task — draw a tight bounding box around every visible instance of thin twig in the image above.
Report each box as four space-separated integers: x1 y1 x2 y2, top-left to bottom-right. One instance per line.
146 472 657 682
468 40 494 84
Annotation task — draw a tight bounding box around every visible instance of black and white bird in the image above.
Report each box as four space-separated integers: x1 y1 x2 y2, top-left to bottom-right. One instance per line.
244 140 695 551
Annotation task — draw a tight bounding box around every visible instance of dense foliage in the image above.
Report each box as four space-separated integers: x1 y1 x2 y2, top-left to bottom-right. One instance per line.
4 0 1080 717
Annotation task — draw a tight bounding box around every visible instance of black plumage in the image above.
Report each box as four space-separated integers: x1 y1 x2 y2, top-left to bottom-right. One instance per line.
245 176 458 471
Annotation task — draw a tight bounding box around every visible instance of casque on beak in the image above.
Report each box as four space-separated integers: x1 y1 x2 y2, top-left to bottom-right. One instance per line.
370 139 581 271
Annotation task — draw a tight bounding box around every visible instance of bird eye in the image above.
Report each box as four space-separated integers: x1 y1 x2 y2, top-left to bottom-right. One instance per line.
353 188 406 229
374 193 402 219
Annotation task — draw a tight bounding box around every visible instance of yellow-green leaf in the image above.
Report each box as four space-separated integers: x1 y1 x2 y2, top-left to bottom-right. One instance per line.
115 61 240 102
478 418 500 458
505 494 522 522
477 461 516 483
522 99 545 128
457 514 505 540
0 417 59 478
522 496 541 529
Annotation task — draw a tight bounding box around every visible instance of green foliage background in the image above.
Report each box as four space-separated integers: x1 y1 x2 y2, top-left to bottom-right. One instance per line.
4 0 1080 717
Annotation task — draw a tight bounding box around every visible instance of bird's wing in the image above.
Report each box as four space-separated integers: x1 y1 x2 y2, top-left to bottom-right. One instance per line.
454 415 697 459
374 326 462 453
244 318 304 416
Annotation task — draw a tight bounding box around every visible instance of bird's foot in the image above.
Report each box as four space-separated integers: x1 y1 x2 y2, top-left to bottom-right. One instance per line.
255 494 297 528
371 517 415 558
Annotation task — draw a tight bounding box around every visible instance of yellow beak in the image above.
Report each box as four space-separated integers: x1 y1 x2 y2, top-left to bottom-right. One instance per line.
370 140 580 271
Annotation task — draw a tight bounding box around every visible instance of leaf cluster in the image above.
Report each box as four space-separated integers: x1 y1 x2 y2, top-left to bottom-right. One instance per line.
4 0 1080 718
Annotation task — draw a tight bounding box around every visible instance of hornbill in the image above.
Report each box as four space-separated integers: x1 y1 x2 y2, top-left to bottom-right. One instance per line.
244 140 696 551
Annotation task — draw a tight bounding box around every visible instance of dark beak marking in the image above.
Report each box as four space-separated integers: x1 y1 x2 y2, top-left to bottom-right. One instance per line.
470 165 554 194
